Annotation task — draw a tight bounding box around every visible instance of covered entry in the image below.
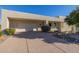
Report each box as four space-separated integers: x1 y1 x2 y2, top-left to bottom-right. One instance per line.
9 18 44 33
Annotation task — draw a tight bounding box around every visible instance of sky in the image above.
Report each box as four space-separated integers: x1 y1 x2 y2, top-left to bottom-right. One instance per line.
0 5 77 16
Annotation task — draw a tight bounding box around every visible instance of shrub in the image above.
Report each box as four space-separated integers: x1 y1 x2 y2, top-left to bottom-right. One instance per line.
0 31 3 37
0 25 3 37
5 28 16 35
41 25 51 32
0 25 1 31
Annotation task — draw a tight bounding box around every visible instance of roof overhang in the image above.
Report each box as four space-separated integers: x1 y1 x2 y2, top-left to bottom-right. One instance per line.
1 9 65 22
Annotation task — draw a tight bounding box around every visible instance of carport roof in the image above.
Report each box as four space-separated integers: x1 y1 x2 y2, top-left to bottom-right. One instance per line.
1 9 65 22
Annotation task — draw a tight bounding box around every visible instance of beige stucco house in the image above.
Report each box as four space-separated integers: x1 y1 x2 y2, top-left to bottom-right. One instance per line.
0 9 75 33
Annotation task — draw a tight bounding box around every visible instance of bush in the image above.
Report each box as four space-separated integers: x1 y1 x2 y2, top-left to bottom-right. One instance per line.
0 25 3 37
41 25 51 32
0 25 1 31
5 28 16 35
0 31 3 37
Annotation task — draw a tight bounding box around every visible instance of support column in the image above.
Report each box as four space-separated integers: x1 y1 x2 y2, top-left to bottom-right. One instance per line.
59 22 63 32
57 22 62 32
45 20 49 25
6 18 9 29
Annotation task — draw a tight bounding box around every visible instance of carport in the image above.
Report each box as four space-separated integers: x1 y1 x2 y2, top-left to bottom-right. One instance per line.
8 18 45 33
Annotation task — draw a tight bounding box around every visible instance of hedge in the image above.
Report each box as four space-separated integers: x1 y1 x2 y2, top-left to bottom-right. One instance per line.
5 28 16 35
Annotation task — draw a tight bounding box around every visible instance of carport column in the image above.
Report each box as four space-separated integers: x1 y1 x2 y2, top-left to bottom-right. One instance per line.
6 18 9 29
58 22 63 32
45 20 49 25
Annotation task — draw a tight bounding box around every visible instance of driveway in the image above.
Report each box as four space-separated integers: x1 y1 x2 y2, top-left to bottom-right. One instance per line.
0 31 79 53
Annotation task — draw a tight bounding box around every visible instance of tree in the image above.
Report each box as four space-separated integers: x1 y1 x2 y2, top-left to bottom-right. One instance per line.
65 8 79 32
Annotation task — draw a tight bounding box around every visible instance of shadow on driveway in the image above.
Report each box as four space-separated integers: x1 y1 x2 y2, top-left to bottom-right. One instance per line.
14 31 79 44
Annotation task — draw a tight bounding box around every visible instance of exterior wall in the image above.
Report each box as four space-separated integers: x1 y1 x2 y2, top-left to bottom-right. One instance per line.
60 22 73 33
1 10 9 31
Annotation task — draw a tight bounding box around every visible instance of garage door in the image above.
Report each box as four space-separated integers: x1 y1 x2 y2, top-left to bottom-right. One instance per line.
9 20 39 33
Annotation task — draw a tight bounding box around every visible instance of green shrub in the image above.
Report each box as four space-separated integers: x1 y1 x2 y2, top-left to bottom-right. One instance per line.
0 25 3 37
0 31 3 37
5 28 16 35
0 25 1 31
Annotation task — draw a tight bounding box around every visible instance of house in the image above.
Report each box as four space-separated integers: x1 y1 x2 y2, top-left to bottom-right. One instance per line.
0 9 75 33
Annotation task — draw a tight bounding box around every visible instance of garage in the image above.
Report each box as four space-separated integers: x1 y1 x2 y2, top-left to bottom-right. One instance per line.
9 18 44 33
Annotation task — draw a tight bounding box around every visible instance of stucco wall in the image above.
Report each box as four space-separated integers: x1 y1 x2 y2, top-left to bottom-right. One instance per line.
60 22 72 33
1 10 9 30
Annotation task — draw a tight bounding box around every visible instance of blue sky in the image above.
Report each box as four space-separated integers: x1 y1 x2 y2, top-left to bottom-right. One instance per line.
0 5 77 16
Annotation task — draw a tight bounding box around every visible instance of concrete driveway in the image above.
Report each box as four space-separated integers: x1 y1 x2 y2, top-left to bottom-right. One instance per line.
0 31 79 53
